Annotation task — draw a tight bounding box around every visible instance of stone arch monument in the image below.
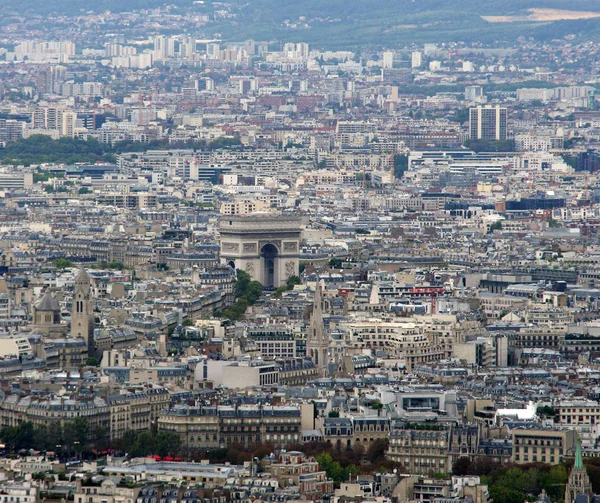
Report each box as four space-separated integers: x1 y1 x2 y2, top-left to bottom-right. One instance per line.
219 215 302 288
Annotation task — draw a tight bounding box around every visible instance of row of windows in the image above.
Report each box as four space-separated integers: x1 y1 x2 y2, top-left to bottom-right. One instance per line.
514 438 562 446
515 454 556 463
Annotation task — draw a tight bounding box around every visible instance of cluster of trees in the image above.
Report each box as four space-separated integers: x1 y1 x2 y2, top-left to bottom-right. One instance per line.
0 419 105 457
118 430 181 458
393 154 408 179
52 258 73 269
273 275 301 297
0 136 115 166
451 456 596 503
328 258 344 269
97 261 126 270
488 221 503 233
219 270 263 320
315 453 358 485
33 171 63 183
201 439 390 486
43 183 70 193
0 135 243 167
0 421 182 459
536 405 557 417
304 440 391 485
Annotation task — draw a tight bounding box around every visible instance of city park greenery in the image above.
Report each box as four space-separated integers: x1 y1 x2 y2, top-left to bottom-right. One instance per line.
272 275 301 297
451 456 600 503
1 419 597 498
0 134 241 167
216 270 263 321
0 420 181 458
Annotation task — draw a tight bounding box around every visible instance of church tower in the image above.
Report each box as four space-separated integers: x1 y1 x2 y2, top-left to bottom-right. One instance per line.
565 437 592 503
307 284 329 376
71 268 95 354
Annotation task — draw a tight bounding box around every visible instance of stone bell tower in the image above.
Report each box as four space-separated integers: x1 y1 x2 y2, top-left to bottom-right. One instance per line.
71 268 95 354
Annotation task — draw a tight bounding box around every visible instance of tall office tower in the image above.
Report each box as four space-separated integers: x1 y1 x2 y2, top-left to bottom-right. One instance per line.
411 51 422 68
469 105 507 141
465 85 483 101
382 51 394 69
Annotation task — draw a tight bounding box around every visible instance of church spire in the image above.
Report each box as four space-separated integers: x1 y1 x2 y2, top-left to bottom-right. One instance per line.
565 436 592 503
307 280 328 376
312 283 324 332
575 436 584 470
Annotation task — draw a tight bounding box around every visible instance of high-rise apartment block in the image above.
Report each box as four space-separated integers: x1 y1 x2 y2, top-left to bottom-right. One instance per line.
411 51 422 68
382 51 394 69
469 105 507 141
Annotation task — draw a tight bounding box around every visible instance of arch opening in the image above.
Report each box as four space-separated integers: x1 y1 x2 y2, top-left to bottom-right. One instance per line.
260 243 278 288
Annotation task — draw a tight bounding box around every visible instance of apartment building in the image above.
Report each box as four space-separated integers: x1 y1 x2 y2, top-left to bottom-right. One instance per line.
555 400 600 427
158 404 301 450
387 428 450 475
245 326 297 359
74 479 140 503
266 451 334 495
511 428 576 465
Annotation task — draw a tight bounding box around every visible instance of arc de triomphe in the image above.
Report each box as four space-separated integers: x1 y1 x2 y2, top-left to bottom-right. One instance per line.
219 215 302 288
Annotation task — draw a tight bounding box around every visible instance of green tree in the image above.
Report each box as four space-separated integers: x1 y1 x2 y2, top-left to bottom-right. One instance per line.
131 431 156 457
537 405 556 417
286 275 301 289
489 485 528 503
329 258 343 268
52 258 73 269
155 431 181 457
366 439 388 464
220 270 264 320
273 275 302 297
541 465 568 500
316 453 344 485
488 221 503 233
393 154 408 179
47 421 63 451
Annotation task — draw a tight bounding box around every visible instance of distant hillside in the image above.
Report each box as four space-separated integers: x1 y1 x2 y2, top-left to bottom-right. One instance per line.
203 0 600 47
4 0 600 47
